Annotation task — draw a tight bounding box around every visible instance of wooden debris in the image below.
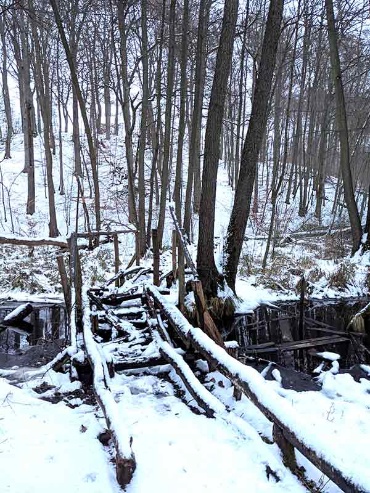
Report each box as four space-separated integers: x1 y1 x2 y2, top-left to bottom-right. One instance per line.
3 303 33 324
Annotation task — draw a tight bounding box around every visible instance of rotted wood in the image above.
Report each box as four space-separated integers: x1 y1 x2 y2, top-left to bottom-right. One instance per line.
188 331 364 493
192 280 224 347
87 290 133 336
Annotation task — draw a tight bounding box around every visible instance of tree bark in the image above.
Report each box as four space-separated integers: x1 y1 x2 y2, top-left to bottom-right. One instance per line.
224 0 284 292
196 0 239 297
325 0 362 253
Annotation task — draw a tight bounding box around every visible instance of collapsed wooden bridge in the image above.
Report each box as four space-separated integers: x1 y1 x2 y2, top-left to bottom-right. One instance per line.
56 264 370 493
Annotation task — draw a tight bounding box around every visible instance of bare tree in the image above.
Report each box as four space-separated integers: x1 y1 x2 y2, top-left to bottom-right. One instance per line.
224 0 284 292
196 0 239 297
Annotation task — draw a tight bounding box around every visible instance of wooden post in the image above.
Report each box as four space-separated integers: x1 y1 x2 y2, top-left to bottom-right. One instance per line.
227 345 242 401
273 423 297 471
91 313 99 334
69 232 83 331
152 229 160 286
178 241 185 312
299 275 306 340
113 234 120 287
172 230 177 281
135 231 140 266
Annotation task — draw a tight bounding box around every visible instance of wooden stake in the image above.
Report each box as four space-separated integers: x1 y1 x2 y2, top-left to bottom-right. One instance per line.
135 231 140 266
172 230 177 281
152 229 160 286
113 234 120 287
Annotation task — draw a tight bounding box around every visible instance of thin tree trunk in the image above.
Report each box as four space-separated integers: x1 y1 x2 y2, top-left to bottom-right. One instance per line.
49 0 101 232
184 0 211 236
157 0 176 248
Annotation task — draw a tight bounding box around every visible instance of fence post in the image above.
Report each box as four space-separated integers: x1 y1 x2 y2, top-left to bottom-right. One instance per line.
113 234 120 287
178 237 185 312
135 231 140 266
172 230 177 281
152 229 160 286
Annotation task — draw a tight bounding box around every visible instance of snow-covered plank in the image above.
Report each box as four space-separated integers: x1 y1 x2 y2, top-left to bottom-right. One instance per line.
3 303 33 322
82 289 136 488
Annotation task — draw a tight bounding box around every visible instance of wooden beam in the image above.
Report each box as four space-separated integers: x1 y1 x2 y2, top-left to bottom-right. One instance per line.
0 235 68 248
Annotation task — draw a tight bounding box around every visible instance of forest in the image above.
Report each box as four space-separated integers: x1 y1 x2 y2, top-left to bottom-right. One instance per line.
2 2 370 492
0 0 369 300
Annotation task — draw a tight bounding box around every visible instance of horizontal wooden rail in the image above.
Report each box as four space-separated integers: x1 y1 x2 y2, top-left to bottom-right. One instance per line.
146 283 370 493
0 235 68 248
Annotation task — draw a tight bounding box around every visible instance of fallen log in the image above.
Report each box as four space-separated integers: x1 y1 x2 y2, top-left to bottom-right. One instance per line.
152 330 217 418
3 303 33 324
0 235 68 248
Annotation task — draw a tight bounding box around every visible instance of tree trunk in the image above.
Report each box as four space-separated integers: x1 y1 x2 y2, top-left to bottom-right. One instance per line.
157 0 176 248
325 0 362 253
183 0 210 237
224 0 284 292
196 0 239 297
0 16 12 159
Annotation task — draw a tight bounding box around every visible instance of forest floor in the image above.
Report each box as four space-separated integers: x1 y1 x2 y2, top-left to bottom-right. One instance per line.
0 134 369 492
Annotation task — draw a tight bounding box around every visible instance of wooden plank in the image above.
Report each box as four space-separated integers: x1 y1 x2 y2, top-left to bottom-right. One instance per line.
0 235 68 248
278 336 349 351
244 336 349 355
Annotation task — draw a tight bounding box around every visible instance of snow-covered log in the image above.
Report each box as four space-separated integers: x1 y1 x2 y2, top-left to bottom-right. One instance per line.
3 303 33 324
0 235 68 248
83 290 136 488
152 330 220 418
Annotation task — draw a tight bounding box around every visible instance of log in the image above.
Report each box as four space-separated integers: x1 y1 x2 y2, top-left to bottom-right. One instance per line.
83 295 136 488
0 235 68 248
114 355 169 371
3 303 33 324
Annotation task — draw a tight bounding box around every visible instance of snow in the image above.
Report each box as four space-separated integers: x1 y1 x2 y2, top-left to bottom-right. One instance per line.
3 303 31 321
316 351 341 361
0 378 120 493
